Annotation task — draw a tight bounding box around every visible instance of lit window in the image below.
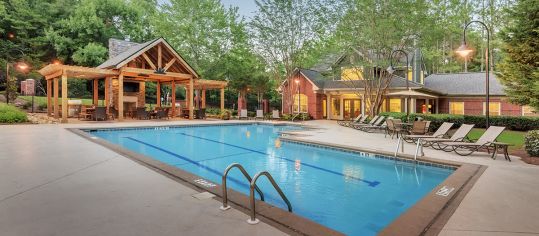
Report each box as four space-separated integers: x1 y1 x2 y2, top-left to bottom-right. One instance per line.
449 102 464 115
522 106 537 116
341 67 363 80
483 102 501 116
389 99 401 112
293 94 308 113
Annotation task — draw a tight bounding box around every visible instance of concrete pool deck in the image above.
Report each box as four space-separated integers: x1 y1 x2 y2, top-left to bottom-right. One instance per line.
1 119 538 235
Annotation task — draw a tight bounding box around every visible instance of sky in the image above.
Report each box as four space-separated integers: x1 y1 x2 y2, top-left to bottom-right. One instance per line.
219 0 258 20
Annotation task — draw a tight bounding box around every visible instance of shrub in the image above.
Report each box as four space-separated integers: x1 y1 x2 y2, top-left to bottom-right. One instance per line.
378 112 539 131
525 130 539 157
220 109 231 120
0 104 28 123
205 107 221 115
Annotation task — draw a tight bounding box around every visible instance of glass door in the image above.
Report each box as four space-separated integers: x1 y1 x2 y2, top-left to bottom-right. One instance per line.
343 99 361 119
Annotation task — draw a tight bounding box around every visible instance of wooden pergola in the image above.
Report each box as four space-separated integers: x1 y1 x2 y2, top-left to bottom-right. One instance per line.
38 38 227 123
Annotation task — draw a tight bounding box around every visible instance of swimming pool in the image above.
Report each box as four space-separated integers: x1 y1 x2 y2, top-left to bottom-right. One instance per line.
87 123 454 235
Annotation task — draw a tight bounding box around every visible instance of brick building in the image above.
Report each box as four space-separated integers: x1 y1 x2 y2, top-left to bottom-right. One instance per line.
280 52 536 120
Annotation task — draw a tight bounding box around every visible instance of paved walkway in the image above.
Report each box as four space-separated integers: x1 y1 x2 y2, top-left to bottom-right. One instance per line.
297 120 539 236
0 120 285 236
1 119 538 236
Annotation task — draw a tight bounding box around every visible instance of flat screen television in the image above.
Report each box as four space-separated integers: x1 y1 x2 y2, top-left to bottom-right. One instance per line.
124 82 140 92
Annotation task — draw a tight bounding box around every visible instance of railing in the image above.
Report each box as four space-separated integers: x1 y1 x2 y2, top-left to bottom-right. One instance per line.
394 136 424 163
248 171 292 224
220 163 265 211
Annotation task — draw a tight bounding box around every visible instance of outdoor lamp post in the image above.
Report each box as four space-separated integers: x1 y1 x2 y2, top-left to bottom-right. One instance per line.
456 20 490 128
294 79 300 114
387 50 410 121
5 61 29 104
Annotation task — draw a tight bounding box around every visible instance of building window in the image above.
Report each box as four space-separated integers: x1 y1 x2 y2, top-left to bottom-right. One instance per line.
449 102 464 115
292 94 308 113
522 105 537 116
341 67 363 80
389 98 401 112
483 102 501 116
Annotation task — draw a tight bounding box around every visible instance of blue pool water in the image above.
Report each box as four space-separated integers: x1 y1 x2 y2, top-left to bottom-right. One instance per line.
89 124 453 235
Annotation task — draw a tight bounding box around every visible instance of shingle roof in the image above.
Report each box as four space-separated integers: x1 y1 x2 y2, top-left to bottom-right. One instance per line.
424 72 505 96
98 38 160 69
299 68 424 90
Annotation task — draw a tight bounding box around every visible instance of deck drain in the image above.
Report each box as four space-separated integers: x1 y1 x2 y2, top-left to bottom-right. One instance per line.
192 192 215 200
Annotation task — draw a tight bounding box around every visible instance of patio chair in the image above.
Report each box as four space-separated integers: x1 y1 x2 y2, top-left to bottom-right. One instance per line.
422 124 475 150
156 108 169 119
440 126 506 156
338 114 362 126
361 116 393 133
108 107 118 120
272 110 280 120
409 121 428 135
385 118 405 138
403 122 454 143
136 107 149 120
196 108 206 119
350 115 379 129
78 106 93 120
239 109 248 120
94 107 107 121
255 110 264 120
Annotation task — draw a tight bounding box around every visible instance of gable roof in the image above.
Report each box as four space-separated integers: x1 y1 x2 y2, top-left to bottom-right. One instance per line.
424 72 505 96
98 38 199 78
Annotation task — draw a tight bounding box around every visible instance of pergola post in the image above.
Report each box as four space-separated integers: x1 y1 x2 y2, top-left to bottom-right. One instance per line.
93 79 98 105
53 77 59 119
156 81 161 107
201 89 206 109
46 79 52 117
189 77 194 120
118 72 124 121
220 88 225 111
171 81 176 117
104 77 110 113
61 70 68 123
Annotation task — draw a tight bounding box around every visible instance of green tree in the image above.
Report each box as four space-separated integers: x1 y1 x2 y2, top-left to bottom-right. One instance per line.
251 0 345 112
497 0 539 110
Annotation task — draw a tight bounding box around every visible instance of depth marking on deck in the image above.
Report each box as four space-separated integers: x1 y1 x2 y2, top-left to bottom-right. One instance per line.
177 132 380 187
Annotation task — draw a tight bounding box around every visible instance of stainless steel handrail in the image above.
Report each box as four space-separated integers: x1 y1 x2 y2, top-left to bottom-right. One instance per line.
248 171 292 224
220 163 264 211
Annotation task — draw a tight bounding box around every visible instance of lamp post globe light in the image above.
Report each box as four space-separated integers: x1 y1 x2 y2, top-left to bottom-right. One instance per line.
4 47 29 104
387 49 410 121
456 20 491 128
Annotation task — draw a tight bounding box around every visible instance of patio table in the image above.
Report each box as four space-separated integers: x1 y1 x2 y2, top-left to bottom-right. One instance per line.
490 142 513 162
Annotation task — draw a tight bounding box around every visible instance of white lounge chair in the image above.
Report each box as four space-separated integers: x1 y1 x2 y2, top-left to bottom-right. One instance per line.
255 110 264 120
272 110 280 120
239 109 248 120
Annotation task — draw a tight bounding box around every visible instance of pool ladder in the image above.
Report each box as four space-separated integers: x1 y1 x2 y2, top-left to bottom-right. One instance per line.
220 163 293 225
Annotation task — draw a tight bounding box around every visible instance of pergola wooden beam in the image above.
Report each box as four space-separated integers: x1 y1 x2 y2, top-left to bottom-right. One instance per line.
122 67 193 80
142 53 157 70
163 58 176 71
61 70 68 123
157 44 162 68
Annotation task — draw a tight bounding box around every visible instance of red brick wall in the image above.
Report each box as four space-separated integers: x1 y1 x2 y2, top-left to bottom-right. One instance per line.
438 97 523 116
282 73 323 119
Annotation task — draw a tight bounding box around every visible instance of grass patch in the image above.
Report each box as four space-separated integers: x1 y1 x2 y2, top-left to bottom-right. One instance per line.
0 103 28 123
467 128 526 151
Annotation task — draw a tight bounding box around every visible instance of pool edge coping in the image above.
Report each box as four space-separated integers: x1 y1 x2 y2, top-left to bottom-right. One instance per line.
68 122 485 236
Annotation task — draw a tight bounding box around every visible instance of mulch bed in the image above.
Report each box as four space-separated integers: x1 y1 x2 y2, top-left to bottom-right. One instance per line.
509 149 539 165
